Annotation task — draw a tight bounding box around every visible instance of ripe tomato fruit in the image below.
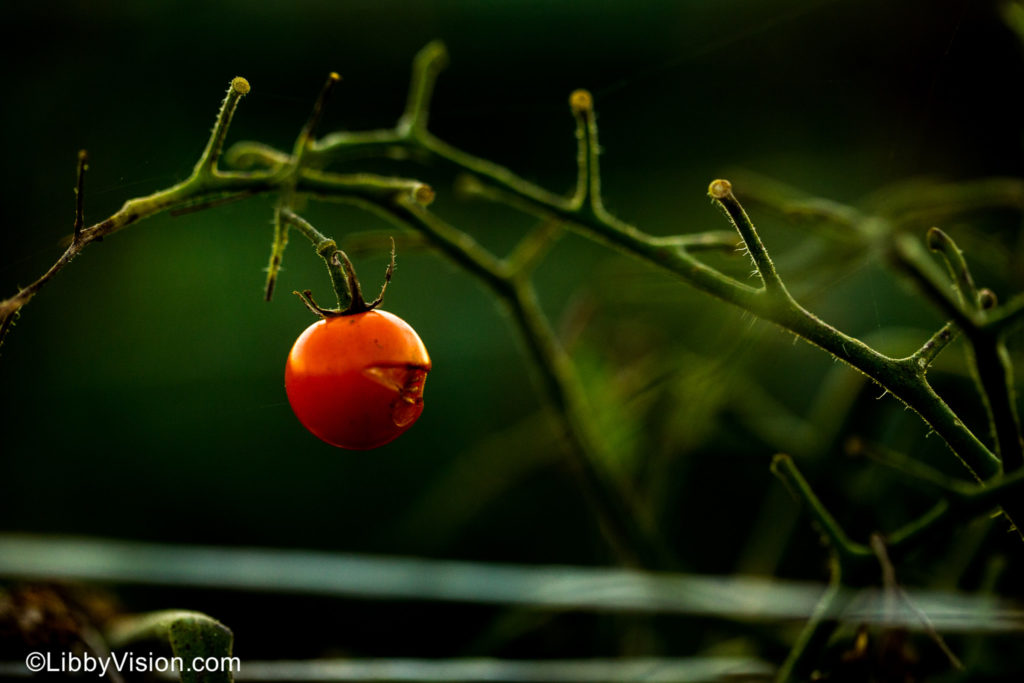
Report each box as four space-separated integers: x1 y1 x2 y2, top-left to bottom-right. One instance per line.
285 310 431 450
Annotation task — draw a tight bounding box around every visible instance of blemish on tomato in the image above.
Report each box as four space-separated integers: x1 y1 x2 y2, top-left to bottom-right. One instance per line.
392 367 428 427
362 364 428 427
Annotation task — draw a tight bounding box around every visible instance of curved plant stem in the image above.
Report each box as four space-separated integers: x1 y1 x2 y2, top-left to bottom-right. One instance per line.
770 455 872 565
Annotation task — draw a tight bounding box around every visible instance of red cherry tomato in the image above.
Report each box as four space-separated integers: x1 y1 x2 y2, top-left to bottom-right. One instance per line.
285 310 431 450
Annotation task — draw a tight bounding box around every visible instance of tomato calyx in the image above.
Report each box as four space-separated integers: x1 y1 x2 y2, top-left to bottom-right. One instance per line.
293 236 396 318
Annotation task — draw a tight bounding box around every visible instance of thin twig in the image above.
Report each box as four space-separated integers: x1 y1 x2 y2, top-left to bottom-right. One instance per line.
908 322 958 370
194 77 250 177
775 554 847 683
73 150 88 241
709 179 789 298
871 534 964 671
770 455 871 563
927 227 980 309
293 72 341 161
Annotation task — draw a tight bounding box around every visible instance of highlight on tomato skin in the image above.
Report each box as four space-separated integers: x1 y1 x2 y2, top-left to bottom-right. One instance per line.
284 310 431 450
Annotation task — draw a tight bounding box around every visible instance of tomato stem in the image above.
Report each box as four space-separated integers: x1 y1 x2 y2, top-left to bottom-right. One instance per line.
280 208 395 317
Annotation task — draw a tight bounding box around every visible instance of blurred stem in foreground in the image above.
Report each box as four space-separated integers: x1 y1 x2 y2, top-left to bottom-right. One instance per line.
0 534 1019 634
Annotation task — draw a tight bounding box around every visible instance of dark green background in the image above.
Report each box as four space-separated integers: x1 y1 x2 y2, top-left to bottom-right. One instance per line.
2 0 1023 666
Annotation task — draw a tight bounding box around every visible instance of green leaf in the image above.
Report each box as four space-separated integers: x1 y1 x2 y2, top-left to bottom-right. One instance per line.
106 610 235 683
